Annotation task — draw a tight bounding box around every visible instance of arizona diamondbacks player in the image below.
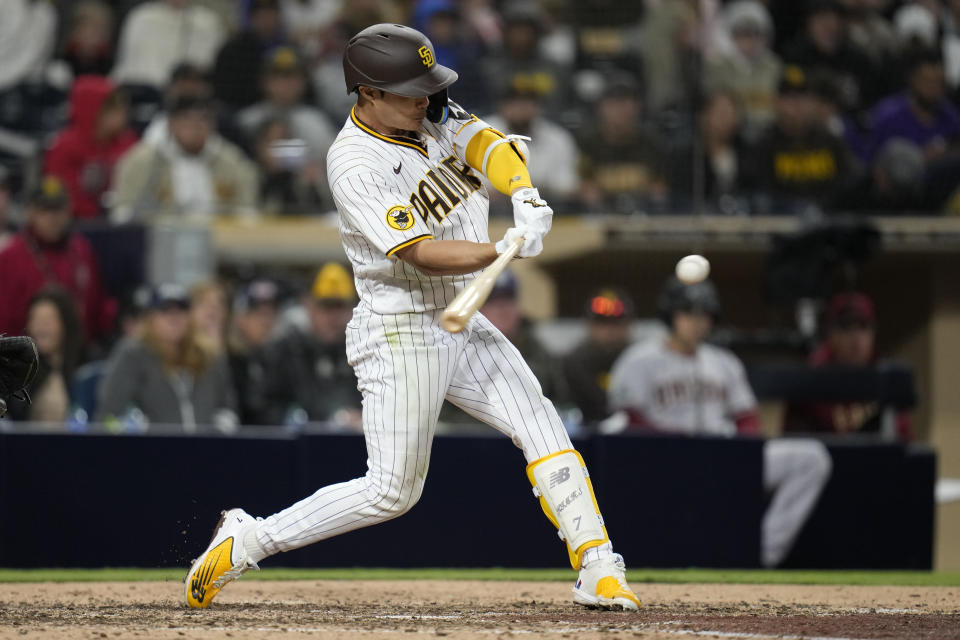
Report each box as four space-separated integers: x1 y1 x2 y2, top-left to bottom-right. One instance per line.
185 23 641 611
605 278 833 567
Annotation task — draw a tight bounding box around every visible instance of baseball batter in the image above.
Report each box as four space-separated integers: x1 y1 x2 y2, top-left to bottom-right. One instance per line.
605 277 833 567
185 24 641 611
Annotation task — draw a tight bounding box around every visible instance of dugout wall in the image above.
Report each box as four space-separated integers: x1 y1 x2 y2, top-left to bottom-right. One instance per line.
0 432 934 570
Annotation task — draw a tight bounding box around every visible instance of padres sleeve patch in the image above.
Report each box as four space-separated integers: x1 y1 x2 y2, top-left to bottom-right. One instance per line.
386 205 416 231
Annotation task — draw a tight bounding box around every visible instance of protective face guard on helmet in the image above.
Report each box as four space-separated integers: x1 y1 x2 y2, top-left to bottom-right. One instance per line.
427 89 449 123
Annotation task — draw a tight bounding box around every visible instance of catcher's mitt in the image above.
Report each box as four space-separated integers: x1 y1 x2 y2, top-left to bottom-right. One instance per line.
0 336 40 417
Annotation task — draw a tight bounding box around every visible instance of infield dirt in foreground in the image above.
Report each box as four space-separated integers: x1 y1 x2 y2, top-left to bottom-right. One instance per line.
1 580 958 639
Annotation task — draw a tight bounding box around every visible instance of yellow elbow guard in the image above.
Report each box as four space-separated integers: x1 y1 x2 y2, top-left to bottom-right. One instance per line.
453 117 533 195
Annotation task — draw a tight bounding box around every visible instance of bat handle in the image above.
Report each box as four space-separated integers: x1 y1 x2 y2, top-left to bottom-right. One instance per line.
439 235 526 333
487 234 525 273
506 233 525 255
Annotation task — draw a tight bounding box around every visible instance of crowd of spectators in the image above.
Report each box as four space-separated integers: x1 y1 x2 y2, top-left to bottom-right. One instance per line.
1 0 960 221
1 248 365 432
0 0 924 437
0 208 910 443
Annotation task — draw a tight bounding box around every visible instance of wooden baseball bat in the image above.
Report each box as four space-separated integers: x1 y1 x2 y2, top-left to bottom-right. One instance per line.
440 235 524 333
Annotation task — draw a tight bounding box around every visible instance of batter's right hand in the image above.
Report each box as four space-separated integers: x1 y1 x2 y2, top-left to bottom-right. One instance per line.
496 225 543 258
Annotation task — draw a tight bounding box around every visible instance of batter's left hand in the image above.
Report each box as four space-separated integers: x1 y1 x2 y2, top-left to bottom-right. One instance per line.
496 225 543 258
511 187 553 235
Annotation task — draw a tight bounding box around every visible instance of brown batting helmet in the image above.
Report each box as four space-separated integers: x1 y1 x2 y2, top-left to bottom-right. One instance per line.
343 24 458 98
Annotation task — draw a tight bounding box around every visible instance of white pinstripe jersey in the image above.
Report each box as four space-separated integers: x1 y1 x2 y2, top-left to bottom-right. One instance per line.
327 103 491 314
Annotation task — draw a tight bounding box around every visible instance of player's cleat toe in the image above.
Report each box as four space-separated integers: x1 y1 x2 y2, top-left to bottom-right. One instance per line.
572 553 641 611
184 508 260 608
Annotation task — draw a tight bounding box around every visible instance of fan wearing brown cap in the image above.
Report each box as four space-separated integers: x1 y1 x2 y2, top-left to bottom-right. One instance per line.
237 46 337 201
0 176 116 344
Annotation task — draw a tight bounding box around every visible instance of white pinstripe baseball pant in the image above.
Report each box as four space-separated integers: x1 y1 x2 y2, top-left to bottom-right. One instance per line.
255 303 572 555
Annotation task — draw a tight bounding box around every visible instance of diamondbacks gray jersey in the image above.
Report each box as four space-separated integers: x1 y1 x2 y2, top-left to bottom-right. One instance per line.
608 338 757 436
327 104 491 314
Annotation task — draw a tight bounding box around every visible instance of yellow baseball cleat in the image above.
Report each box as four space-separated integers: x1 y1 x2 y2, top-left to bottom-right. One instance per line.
572 553 642 611
184 508 259 608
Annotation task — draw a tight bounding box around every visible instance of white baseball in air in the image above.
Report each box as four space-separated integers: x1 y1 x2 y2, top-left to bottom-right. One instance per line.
675 254 710 284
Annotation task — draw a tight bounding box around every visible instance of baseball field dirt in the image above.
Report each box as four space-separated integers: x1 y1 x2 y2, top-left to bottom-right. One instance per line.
1 579 958 639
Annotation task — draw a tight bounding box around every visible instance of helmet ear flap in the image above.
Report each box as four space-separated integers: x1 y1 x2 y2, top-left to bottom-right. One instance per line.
657 294 675 327
657 279 681 327
427 89 449 123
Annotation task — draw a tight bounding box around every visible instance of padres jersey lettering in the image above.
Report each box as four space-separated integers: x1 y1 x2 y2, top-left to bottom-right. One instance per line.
328 106 490 314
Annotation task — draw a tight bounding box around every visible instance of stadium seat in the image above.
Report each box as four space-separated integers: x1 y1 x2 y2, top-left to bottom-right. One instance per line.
70 360 107 419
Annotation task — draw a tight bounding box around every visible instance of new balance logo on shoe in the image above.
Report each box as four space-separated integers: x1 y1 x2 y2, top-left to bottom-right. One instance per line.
549 467 570 488
190 548 223 604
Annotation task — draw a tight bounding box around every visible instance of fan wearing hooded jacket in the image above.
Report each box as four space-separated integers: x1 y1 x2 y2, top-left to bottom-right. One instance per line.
45 76 138 219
